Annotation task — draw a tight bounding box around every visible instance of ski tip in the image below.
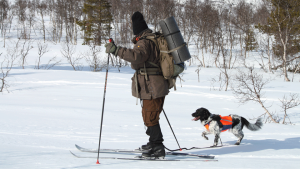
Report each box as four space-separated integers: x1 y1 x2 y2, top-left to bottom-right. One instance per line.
96 160 100 164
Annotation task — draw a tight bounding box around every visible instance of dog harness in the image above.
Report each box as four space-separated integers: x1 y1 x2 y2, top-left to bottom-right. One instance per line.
205 115 233 132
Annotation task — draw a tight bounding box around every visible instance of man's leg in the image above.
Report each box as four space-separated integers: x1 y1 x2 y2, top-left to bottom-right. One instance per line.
141 97 165 157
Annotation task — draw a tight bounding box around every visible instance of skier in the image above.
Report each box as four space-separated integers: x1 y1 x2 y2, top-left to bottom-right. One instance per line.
105 11 169 158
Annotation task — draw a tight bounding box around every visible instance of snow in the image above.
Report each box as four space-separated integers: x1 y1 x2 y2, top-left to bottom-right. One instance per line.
1 62 300 168
1 0 300 168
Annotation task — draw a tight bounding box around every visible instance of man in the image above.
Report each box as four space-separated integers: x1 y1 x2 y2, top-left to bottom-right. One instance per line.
105 11 169 158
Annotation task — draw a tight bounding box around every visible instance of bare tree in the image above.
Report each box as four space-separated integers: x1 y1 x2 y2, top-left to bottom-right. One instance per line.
0 53 15 92
1 0 12 48
15 0 28 39
36 41 48 69
257 0 300 82
26 0 36 39
256 33 274 73
232 67 278 123
231 0 255 58
42 56 61 70
212 8 232 91
0 0 9 34
37 0 47 43
61 42 83 71
83 44 105 72
254 2 273 73
279 93 300 124
1 14 12 48
195 65 201 83
194 1 219 68
147 0 175 31
222 10 233 69
0 42 19 92
177 1 195 47
272 1 300 82
35 41 60 70
19 39 34 69
292 62 300 82
213 42 231 91
210 72 228 91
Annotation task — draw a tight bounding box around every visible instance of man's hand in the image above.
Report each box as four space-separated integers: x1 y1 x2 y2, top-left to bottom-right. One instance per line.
105 42 117 55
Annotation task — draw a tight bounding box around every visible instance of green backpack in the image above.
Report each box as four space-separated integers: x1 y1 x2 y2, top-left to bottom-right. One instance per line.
145 32 185 90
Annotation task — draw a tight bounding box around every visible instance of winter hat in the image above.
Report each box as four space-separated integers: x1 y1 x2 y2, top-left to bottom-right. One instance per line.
132 11 148 35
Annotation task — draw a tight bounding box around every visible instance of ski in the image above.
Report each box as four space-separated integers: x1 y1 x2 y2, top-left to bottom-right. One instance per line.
75 144 234 154
70 151 218 162
75 144 144 153
166 152 214 159
75 144 215 159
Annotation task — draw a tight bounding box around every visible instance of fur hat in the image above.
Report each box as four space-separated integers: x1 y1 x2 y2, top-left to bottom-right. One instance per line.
132 11 148 35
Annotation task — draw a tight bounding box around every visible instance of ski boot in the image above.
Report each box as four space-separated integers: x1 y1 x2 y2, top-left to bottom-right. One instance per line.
141 142 152 151
141 144 165 159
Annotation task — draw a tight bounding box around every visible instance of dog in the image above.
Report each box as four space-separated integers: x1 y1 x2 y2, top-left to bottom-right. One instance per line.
192 107 263 146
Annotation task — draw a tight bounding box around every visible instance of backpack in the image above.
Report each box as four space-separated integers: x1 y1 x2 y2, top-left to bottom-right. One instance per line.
144 32 185 90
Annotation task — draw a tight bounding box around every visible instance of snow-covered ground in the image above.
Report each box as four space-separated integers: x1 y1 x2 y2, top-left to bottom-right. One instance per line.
1 56 300 168
1 0 300 167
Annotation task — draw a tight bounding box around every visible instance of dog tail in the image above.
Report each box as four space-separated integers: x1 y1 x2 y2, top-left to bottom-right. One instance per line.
242 117 263 131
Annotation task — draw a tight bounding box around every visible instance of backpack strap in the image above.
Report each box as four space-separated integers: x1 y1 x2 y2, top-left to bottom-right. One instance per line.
147 61 159 68
160 42 186 54
138 67 162 75
145 34 186 54
143 63 148 81
143 34 162 71
140 34 163 79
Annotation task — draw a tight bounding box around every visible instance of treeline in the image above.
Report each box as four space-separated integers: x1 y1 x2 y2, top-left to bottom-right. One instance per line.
0 0 300 81
111 0 300 82
0 0 84 45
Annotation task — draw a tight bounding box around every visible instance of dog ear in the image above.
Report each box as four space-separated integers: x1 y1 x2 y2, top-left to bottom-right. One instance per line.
204 108 211 118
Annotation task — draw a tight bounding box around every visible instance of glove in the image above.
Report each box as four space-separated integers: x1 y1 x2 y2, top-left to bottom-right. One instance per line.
105 42 118 55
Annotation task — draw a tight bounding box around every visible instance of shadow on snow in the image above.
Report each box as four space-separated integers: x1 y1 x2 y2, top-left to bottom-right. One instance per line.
195 137 300 155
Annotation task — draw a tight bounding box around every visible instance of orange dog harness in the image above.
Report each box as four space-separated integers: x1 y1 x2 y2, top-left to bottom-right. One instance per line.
205 115 233 132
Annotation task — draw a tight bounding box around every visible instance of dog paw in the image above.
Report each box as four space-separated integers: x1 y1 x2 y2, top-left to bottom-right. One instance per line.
202 135 208 140
202 133 209 140
234 142 240 145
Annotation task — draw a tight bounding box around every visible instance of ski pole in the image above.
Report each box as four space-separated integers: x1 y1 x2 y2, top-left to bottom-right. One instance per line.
162 109 182 151
96 38 113 164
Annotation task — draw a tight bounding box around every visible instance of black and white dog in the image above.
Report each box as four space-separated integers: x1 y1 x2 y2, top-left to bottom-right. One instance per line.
192 107 263 146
